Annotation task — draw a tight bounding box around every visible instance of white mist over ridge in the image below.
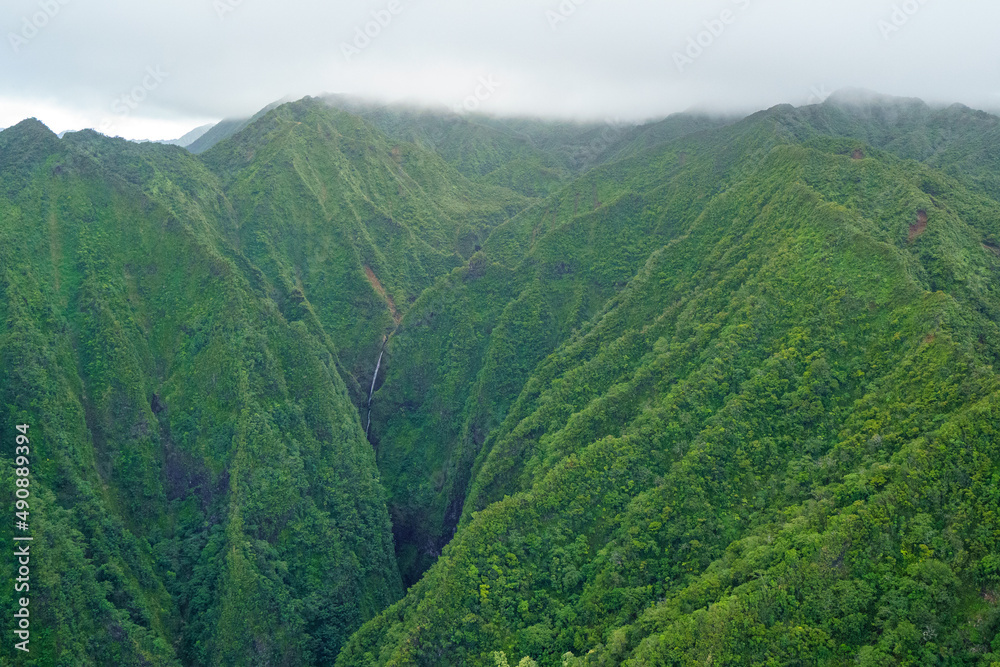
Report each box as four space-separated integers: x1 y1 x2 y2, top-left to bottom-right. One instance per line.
2 0 998 139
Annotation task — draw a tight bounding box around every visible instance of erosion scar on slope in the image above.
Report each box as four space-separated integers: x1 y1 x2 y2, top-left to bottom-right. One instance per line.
364 266 400 325
909 209 929 242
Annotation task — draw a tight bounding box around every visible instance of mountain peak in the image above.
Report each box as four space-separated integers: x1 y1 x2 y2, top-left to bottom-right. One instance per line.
0 117 63 178
0 117 58 141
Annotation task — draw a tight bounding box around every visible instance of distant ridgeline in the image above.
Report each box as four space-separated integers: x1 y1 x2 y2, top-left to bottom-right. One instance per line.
1 90 999 665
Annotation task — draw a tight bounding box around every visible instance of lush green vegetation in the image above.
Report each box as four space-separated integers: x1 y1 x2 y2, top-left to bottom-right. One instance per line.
347 96 1000 665
2 91 999 665
0 114 410 665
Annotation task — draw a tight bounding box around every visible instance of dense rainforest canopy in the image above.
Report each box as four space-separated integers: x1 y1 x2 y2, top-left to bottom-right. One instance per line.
1 90 999 665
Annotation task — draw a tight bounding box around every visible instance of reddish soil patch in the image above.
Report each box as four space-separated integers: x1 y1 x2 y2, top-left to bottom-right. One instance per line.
364 266 400 325
983 243 1000 257
908 210 929 242
852 149 864 160
984 589 998 605
923 333 936 345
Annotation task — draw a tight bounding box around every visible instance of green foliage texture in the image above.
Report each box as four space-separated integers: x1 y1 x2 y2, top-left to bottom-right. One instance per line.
1 92 999 666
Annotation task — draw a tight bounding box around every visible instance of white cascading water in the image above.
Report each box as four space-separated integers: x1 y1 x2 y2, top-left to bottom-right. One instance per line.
366 345 385 438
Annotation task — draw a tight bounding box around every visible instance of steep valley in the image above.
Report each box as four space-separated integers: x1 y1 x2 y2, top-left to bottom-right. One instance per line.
1 92 999 666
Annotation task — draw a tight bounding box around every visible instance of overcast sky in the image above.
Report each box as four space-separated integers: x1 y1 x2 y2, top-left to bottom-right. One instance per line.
2 0 998 140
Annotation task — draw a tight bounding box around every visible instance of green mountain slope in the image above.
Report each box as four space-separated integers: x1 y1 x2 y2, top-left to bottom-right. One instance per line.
341 102 1000 665
199 97 529 405
0 118 403 665
325 95 733 200
0 95 565 665
785 89 1000 204
367 109 754 586
1 92 999 667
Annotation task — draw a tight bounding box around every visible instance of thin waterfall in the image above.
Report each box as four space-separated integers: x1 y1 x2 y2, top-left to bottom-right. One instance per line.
366 340 386 438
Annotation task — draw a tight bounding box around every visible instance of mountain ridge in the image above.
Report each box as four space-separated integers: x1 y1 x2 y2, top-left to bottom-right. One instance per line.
1 91 999 666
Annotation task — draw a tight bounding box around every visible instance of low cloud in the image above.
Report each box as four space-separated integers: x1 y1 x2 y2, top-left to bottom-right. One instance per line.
1 0 997 140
